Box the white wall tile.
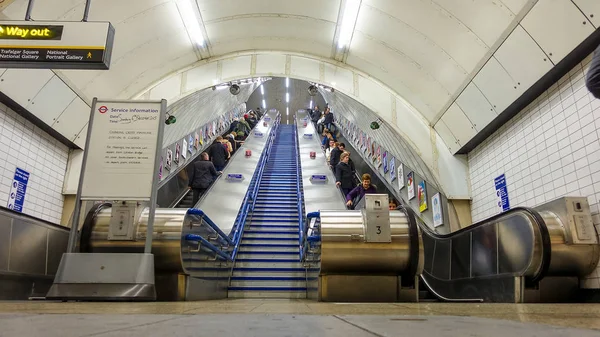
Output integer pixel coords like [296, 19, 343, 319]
[0, 106, 68, 224]
[468, 56, 600, 287]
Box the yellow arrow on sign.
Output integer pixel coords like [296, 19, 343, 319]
[87, 52, 92, 59]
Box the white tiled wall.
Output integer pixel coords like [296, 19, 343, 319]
[468, 54, 600, 287]
[0, 103, 68, 224]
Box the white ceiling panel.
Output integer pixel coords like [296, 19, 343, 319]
[255, 54, 286, 75]
[521, 0, 594, 64]
[494, 25, 552, 94]
[348, 34, 452, 118]
[198, 0, 340, 23]
[27, 76, 77, 126]
[290, 57, 321, 83]
[184, 62, 219, 93]
[572, 0, 600, 27]
[357, 75, 392, 120]
[52, 98, 90, 141]
[433, 0, 515, 47]
[362, 0, 489, 71]
[322, 62, 354, 95]
[473, 57, 519, 113]
[356, 5, 469, 87]
[0, 69, 54, 108]
[498, 0, 531, 15]
[221, 56, 252, 80]
[455, 83, 497, 132]
[434, 120, 461, 154]
[209, 38, 332, 59]
[149, 73, 183, 101]
[441, 103, 477, 146]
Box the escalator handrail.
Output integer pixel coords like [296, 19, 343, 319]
[398, 205, 423, 283]
[419, 274, 483, 302]
[416, 206, 551, 284]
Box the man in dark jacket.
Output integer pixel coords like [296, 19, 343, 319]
[586, 44, 600, 98]
[207, 137, 228, 171]
[329, 142, 345, 168]
[335, 152, 354, 197]
[188, 152, 220, 205]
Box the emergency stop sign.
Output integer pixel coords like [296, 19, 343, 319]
[310, 151, 316, 159]
[245, 150, 252, 157]
[263, 121, 267, 127]
[303, 121, 308, 127]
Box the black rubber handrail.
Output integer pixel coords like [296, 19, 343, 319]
[400, 205, 424, 284]
[416, 206, 551, 285]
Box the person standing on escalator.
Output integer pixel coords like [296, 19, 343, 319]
[335, 152, 355, 197]
[207, 137, 228, 171]
[188, 152, 221, 206]
[586, 44, 600, 98]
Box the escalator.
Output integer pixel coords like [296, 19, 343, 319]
[228, 124, 306, 298]
[413, 203, 599, 302]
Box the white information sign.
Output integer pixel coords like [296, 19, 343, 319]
[432, 193, 443, 227]
[81, 100, 164, 200]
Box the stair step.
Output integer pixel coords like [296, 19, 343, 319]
[239, 245, 298, 253]
[237, 252, 298, 260]
[230, 278, 307, 287]
[234, 261, 303, 268]
[243, 232, 298, 239]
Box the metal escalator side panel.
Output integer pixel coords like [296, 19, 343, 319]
[195, 110, 279, 237]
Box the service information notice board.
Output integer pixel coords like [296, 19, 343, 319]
[81, 100, 164, 200]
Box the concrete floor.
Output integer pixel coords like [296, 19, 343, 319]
[1, 299, 600, 336]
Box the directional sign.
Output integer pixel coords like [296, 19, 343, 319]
[0, 21, 114, 70]
[254, 131, 264, 137]
[303, 133, 313, 139]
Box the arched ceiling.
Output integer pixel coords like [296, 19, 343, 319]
[2, 0, 532, 119]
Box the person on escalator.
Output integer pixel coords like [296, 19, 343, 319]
[586, 44, 600, 98]
[329, 142, 345, 168]
[207, 137, 228, 171]
[335, 152, 355, 197]
[345, 173, 377, 209]
[325, 139, 335, 162]
[188, 152, 221, 206]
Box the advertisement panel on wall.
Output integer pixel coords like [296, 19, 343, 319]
[398, 163, 405, 189]
[407, 171, 414, 199]
[495, 174, 510, 212]
[80, 100, 165, 200]
[418, 181, 427, 212]
[432, 193, 443, 227]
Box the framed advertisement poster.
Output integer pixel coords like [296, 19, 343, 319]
[181, 139, 188, 159]
[398, 163, 404, 189]
[432, 193, 443, 227]
[418, 180, 427, 212]
[174, 142, 181, 164]
[382, 150, 388, 173]
[389, 157, 396, 181]
[188, 135, 194, 154]
[165, 148, 172, 171]
[407, 171, 414, 199]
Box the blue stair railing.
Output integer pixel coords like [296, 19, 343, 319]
[230, 114, 281, 261]
[294, 117, 307, 262]
[182, 114, 281, 264]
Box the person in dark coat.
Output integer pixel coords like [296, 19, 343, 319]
[207, 137, 228, 171]
[335, 152, 355, 196]
[329, 142, 345, 168]
[586, 44, 600, 98]
[188, 152, 220, 206]
[346, 173, 377, 208]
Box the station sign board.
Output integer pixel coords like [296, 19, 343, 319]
[0, 21, 115, 70]
[80, 99, 166, 200]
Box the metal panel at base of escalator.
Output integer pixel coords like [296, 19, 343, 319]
[10, 219, 47, 276]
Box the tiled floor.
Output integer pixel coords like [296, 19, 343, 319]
[1, 300, 600, 336]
